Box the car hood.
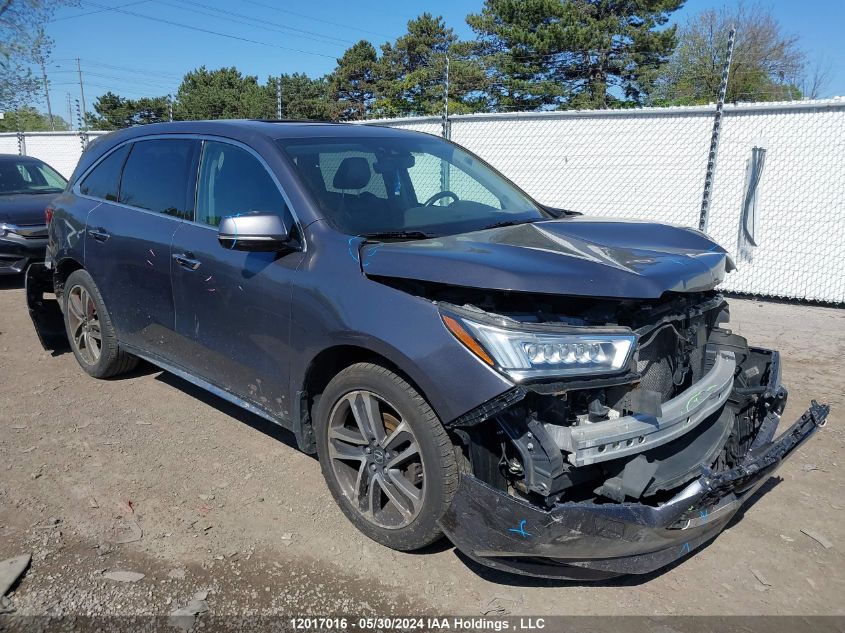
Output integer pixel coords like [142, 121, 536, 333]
[359, 217, 734, 299]
[0, 193, 57, 225]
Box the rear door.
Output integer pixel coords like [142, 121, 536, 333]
[83, 138, 200, 359]
[170, 139, 304, 420]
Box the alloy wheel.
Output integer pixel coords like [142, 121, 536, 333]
[67, 284, 102, 365]
[327, 390, 425, 529]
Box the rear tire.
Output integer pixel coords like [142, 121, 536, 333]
[63, 269, 138, 379]
[315, 362, 458, 551]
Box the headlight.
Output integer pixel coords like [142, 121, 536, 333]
[441, 310, 636, 382]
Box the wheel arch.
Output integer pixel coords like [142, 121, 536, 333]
[53, 256, 85, 300]
[294, 343, 435, 455]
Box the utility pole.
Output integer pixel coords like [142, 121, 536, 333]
[66, 93, 73, 131]
[76, 58, 88, 130]
[441, 54, 450, 139]
[39, 59, 55, 130]
[698, 27, 736, 232]
[276, 77, 282, 119]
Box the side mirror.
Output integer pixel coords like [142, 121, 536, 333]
[218, 213, 292, 252]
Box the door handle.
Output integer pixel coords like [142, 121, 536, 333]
[173, 252, 201, 271]
[87, 227, 110, 242]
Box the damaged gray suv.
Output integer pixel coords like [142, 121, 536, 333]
[26, 121, 829, 580]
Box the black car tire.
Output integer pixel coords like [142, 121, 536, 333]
[315, 362, 459, 551]
[63, 269, 138, 379]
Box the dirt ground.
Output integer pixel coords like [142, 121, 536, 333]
[1, 275, 843, 619]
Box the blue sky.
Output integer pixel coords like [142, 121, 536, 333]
[39, 0, 844, 121]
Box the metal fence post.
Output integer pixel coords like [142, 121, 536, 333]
[14, 110, 26, 155]
[441, 54, 450, 140]
[698, 27, 736, 232]
[75, 99, 88, 150]
[276, 77, 283, 120]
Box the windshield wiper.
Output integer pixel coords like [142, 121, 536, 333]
[360, 230, 436, 241]
[478, 218, 540, 231]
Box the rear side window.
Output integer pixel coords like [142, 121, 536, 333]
[119, 139, 197, 218]
[79, 144, 130, 201]
[196, 141, 289, 227]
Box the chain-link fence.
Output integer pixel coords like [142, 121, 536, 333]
[0, 130, 108, 178]
[366, 99, 845, 304]
[2, 99, 843, 303]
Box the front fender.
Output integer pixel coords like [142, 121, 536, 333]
[288, 231, 514, 431]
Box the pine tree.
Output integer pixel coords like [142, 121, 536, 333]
[468, 0, 684, 110]
[330, 40, 378, 120]
[175, 67, 274, 120]
[376, 14, 486, 117]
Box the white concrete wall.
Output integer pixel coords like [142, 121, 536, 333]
[3, 99, 843, 302]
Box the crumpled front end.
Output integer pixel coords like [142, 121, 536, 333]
[435, 291, 829, 579]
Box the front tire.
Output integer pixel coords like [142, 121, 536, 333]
[63, 269, 138, 379]
[315, 363, 458, 551]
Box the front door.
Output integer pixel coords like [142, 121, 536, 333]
[170, 140, 304, 422]
[84, 138, 199, 359]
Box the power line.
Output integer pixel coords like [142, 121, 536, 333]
[50, 0, 152, 22]
[52, 69, 178, 90]
[78, 59, 184, 79]
[164, 0, 354, 47]
[242, 0, 391, 40]
[81, 0, 338, 59]
[67, 81, 172, 98]
[50, 68, 179, 88]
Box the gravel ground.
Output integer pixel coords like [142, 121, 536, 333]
[1, 275, 843, 620]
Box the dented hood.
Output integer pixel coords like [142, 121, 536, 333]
[360, 217, 734, 299]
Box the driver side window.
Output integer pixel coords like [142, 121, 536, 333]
[196, 141, 289, 227]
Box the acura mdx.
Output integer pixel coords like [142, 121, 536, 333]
[26, 121, 828, 579]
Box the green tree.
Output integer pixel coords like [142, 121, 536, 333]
[467, 0, 573, 111]
[655, 3, 807, 105]
[269, 73, 336, 121]
[85, 91, 170, 129]
[175, 66, 273, 120]
[376, 14, 486, 117]
[0, 105, 68, 131]
[1, 0, 75, 112]
[330, 40, 378, 120]
[468, 0, 684, 110]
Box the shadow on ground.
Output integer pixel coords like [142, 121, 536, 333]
[0, 273, 24, 290]
[155, 370, 302, 453]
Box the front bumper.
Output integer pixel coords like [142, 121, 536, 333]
[440, 400, 828, 580]
[0, 233, 47, 275]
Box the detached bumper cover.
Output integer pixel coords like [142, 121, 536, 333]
[440, 401, 829, 580]
[25, 262, 67, 351]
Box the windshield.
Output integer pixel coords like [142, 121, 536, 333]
[277, 135, 548, 238]
[0, 159, 67, 195]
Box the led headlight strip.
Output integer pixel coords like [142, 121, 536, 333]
[441, 309, 637, 382]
